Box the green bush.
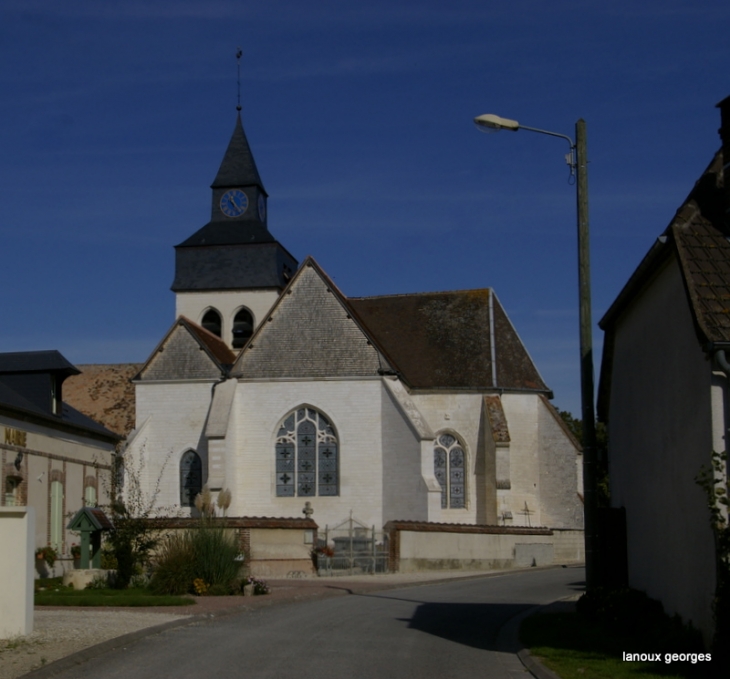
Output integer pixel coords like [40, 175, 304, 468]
[150, 532, 197, 595]
[150, 523, 241, 595]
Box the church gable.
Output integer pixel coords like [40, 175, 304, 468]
[137, 319, 230, 381]
[233, 259, 389, 379]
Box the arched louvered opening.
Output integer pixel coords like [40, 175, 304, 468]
[232, 308, 254, 348]
[201, 309, 222, 337]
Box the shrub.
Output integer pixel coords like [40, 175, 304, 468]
[150, 532, 196, 595]
[35, 546, 57, 568]
[190, 522, 240, 589]
[150, 523, 241, 595]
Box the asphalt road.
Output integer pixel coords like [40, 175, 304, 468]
[46, 567, 584, 679]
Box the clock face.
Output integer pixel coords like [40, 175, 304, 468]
[258, 194, 266, 221]
[220, 189, 248, 217]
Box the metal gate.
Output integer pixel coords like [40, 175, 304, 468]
[316, 514, 389, 575]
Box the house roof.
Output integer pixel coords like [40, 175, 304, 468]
[350, 289, 550, 392]
[0, 352, 120, 441]
[600, 150, 728, 341]
[0, 350, 79, 376]
[598, 147, 728, 418]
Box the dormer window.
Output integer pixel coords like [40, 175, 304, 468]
[201, 309, 222, 338]
[232, 308, 254, 349]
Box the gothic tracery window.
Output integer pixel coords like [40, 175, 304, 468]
[434, 433, 466, 509]
[276, 408, 339, 497]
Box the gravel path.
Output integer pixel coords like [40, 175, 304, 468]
[0, 610, 190, 679]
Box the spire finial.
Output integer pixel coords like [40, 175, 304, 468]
[236, 47, 242, 112]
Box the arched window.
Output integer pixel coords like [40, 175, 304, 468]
[201, 309, 222, 337]
[232, 308, 254, 348]
[434, 433, 466, 509]
[180, 450, 202, 507]
[275, 408, 338, 497]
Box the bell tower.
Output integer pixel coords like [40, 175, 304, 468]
[171, 112, 298, 350]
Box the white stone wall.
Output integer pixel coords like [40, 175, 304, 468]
[536, 398, 584, 529]
[397, 529, 555, 571]
[130, 381, 217, 515]
[607, 256, 716, 642]
[410, 392, 482, 524]
[498, 394, 541, 526]
[381, 383, 431, 522]
[175, 289, 280, 348]
[228, 378, 387, 530]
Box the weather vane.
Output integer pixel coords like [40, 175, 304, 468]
[236, 47, 242, 112]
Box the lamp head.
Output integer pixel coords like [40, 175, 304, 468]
[473, 113, 520, 133]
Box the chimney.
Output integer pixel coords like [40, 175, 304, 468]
[717, 95, 730, 230]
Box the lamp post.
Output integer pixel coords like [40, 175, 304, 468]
[474, 113, 598, 591]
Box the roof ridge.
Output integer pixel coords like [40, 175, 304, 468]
[351, 287, 493, 301]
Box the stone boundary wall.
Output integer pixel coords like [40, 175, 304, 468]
[152, 517, 318, 578]
[384, 521, 583, 572]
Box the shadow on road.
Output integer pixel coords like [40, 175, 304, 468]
[397, 602, 531, 650]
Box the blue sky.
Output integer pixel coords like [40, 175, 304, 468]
[1, 0, 728, 416]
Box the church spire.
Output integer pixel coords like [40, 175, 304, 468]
[211, 114, 266, 194]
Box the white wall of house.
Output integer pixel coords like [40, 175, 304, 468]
[607, 256, 716, 642]
[1, 416, 114, 562]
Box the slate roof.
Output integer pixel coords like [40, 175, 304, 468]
[232, 258, 393, 379]
[0, 350, 79, 376]
[211, 114, 265, 191]
[350, 289, 550, 392]
[0, 352, 119, 441]
[171, 241, 297, 291]
[136, 317, 236, 382]
[63, 364, 141, 438]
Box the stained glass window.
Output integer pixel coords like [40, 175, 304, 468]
[434, 433, 466, 509]
[276, 408, 338, 497]
[180, 450, 203, 507]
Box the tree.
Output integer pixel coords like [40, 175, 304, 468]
[558, 410, 610, 507]
[101, 442, 174, 588]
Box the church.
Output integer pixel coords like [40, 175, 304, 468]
[124, 111, 584, 535]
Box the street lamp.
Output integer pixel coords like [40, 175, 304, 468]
[474, 112, 599, 591]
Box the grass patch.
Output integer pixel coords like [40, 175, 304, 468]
[35, 587, 194, 607]
[520, 612, 710, 679]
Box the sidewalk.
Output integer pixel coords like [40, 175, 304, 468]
[3, 569, 561, 679]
